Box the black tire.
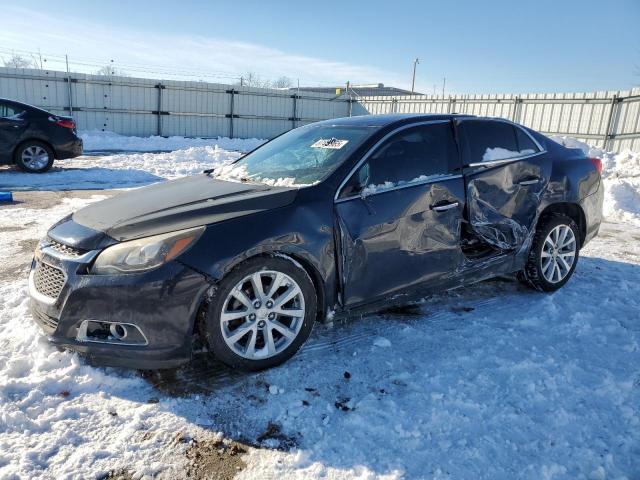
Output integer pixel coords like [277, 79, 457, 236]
[14, 141, 55, 173]
[519, 213, 580, 292]
[205, 256, 317, 371]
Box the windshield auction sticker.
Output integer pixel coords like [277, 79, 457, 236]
[311, 138, 349, 149]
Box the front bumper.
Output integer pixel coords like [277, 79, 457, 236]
[28, 240, 211, 370]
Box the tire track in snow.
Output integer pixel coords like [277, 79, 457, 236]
[162, 293, 521, 392]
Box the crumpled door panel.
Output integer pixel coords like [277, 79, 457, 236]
[335, 178, 465, 307]
[465, 159, 549, 250]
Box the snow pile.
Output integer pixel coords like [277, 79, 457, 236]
[550, 136, 640, 225]
[0, 146, 244, 191]
[549, 135, 603, 158]
[80, 129, 265, 153]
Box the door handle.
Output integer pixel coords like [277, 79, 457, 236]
[431, 201, 459, 212]
[518, 178, 540, 186]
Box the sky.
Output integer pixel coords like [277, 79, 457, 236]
[1, 0, 639, 94]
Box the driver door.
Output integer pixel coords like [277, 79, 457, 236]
[334, 121, 465, 307]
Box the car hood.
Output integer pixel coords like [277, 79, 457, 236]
[48, 175, 298, 250]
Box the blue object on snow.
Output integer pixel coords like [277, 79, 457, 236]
[0, 192, 13, 202]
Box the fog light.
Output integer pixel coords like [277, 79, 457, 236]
[109, 323, 128, 340]
[77, 320, 148, 346]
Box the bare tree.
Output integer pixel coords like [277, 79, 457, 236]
[271, 76, 293, 89]
[95, 65, 128, 76]
[3, 54, 35, 69]
[237, 72, 272, 88]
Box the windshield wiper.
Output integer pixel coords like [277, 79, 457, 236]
[203, 168, 216, 175]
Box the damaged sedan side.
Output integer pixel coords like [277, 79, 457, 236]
[28, 114, 603, 371]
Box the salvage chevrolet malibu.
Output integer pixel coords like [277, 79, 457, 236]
[29, 114, 604, 370]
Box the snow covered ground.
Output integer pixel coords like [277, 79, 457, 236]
[0, 133, 639, 479]
[0, 132, 264, 191]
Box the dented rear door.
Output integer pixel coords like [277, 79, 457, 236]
[456, 119, 552, 250]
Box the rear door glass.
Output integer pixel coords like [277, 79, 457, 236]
[515, 127, 539, 154]
[458, 120, 536, 164]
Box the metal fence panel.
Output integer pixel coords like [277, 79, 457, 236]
[1, 67, 638, 151]
[0, 67, 351, 140]
[357, 88, 640, 152]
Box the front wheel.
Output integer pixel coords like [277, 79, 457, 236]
[205, 256, 317, 371]
[520, 214, 580, 291]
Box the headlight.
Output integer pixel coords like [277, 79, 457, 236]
[91, 227, 204, 275]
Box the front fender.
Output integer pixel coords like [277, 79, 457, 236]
[178, 200, 338, 309]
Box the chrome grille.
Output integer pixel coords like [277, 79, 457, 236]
[47, 237, 85, 257]
[33, 262, 66, 299]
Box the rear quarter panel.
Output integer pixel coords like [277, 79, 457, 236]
[537, 135, 603, 242]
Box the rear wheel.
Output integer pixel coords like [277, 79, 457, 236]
[205, 256, 317, 371]
[15, 141, 54, 173]
[520, 214, 580, 291]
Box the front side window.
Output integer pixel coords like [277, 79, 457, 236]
[339, 122, 459, 198]
[214, 124, 375, 187]
[458, 120, 539, 164]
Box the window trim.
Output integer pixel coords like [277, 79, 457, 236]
[458, 118, 546, 168]
[334, 119, 458, 203]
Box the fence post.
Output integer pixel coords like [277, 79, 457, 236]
[603, 94, 622, 151]
[154, 83, 165, 136]
[388, 97, 396, 113]
[512, 96, 522, 123]
[447, 96, 455, 113]
[226, 89, 237, 138]
[65, 55, 73, 116]
[290, 94, 298, 130]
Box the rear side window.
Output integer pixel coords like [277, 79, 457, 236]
[0, 103, 20, 118]
[458, 120, 539, 164]
[515, 127, 539, 153]
[339, 121, 459, 198]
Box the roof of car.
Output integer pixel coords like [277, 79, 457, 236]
[0, 98, 49, 114]
[314, 113, 475, 128]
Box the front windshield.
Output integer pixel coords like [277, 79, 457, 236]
[214, 124, 375, 187]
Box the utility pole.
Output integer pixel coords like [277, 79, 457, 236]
[65, 54, 73, 115]
[442, 77, 446, 97]
[411, 58, 419, 94]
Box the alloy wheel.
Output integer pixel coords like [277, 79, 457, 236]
[540, 224, 576, 283]
[21, 146, 50, 170]
[220, 270, 305, 360]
